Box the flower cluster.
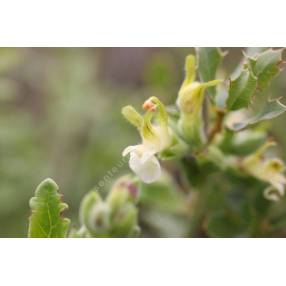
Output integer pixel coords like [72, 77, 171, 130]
[28, 48, 286, 239]
[122, 50, 286, 203]
[75, 176, 140, 237]
[122, 55, 220, 183]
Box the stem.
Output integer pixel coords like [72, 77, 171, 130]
[207, 109, 225, 143]
[188, 190, 208, 237]
[180, 157, 208, 237]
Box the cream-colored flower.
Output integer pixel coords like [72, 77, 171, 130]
[242, 141, 286, 201]
[177, 55, 221, 147]
[122, 97, 171, 183]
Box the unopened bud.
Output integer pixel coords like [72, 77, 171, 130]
[79, 191, 110, 236]
[87, 201, 110, 235]
[107, 176, 140, 212]
[110, 203, 140, 237]
[177, 55, 220, 147]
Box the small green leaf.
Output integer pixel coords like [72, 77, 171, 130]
[229, 99, 286, 131]
[227, 69, 257, 110]
[196, 47, 224, 96]
[248, 48, 284, 91]
[28, 178, 70, 238]
[219, 130, 267, 156]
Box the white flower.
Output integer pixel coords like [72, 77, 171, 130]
[123, 145, 161, 183]
[122, 97, 171, 183]
[242, 141, 286, 201]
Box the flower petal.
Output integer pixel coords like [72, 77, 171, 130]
[129, 152, 161, 183]
[140, 148, 156, 164]
[122, 145, 139, 157]
[269, 174, 286, 192]
[263, 186, 284, 202]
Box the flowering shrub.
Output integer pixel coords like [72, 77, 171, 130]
[28, 48, 286, 237]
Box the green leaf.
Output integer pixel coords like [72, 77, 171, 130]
[28, 178, 70, 238]
[219, 130, 267, 156]
[248, 48, 284, 91]
[227, 69, 257, 110]
[196, 47, 224, 96]
[228, 99, 286, 131]
[226, 49, 284, 113]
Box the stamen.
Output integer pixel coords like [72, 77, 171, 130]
[143, 99, 157, 111]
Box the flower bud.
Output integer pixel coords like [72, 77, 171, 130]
[177, 54, 220, 148]
[105, 177, 140, 237]
[107, 176, 140, 211]
[79, 191, 100, 225]
[87, 202, 110, 235]
[109, 203, 140, 237]
[79, 191, 110, 236]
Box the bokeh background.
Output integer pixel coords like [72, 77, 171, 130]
[0, 48, 285, 237]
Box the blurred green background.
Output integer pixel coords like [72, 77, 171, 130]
[0, 48, 285, 237]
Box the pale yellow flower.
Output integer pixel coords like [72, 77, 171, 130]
[242, 141, 286, 201]
[177, 55, 221, 147]
[122, 97, 171, 183]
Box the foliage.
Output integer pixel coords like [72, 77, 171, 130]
[2, 48, 286, 238]
[28, 178, 70, 238]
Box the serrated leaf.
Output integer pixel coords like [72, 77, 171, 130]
[229, 100, 286, 131]
[248, 48, 284, 91]
[196, 47, 224, 96]
[227, 69, 257, 110]
[230, 48, 266, 79]
[28, 178, 70, 238]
